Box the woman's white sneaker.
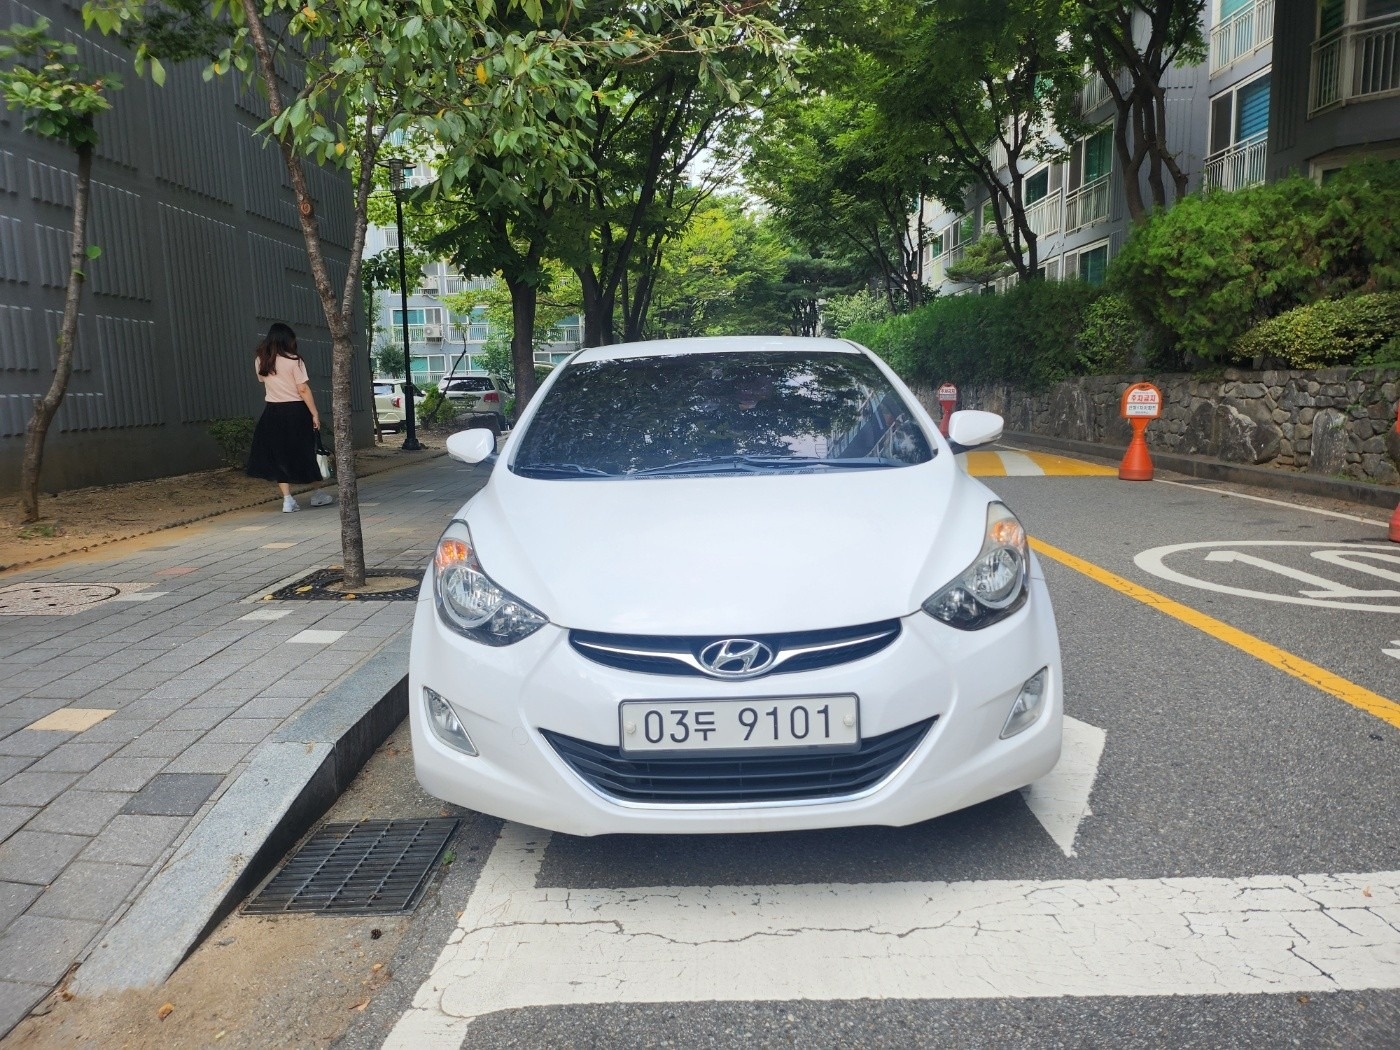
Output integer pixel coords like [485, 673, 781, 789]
[282, 496, 300, 513]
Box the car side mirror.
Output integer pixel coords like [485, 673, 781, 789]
[445, 428, 498, 465]
[947, 410, 1003, 453]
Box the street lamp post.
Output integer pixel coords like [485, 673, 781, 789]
[388, 158, 422, 452]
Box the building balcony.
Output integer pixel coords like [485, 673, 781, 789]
[1210, 0, 1275, 74]
[1204, 133, 1268, 192]
[1310, 12, 1400, 114]
[1064, 174, 1110, 233]
[1024, 193, 1062, 238]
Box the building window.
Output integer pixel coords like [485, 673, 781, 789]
[1210, 74, 1270, 156]
[1024, 168, 1050, 205]
[391, 308, 443, 327]
[1077, 243, 1109, 285]
[1065, 128, 1112, 232]
[1206, 72, 1270, 190]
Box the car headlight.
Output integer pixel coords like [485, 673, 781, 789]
[433, 520, 547, 646]
[922, 502, 1029, 630]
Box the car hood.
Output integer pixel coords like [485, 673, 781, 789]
[455, 455, 995, 635]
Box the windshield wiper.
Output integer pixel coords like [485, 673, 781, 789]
[513, 462, 613, 478]
[632, 455, 899, 477]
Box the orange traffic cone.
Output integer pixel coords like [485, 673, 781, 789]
[1118, 419, 1154, 481]
[1390, 499, 1400, 543]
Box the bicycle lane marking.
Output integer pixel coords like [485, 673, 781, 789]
[1030, 537, 1400, 730]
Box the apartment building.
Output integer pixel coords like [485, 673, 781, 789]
[917, 0, 1399, 297]
[0, 11, 364, 494]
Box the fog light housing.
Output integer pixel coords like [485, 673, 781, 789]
[424, 686, 477, 756]
[1000, 668, 1048, 739]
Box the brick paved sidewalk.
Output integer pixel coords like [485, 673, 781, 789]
[0, 451, 483, 1036]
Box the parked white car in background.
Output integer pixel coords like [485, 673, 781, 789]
[437, 373, 511, 431]
[372, 380, 406, 432]
[410, 336, 1062, 835]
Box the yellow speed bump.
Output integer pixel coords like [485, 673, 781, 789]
[1030, 537, 1400, 730]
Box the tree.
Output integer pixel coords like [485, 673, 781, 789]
[876, 0, 1082, 281]
[87, 0, 792, 586]
[0, 20, 115, 524]
[1072, 0, 1205, 221]
[2, 11, 218, 522]
[945, 233, 1015, 291]
[747, 84, 935, 312]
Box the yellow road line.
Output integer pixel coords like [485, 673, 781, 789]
[1022, 451, 1117, 477]
[1030, 537, 1400, 730]
[964, 451, 1005, 476]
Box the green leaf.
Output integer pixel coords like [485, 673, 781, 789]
[85, 244, 102, 260]
[149, 57, 165, 87]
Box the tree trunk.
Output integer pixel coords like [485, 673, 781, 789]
[507, 274, 540, 414]
[240, 0, 368, 586]
[18, 142, 94, 523]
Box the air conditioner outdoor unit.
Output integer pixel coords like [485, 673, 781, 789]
[424, 324, 444, 340]
[421, 282, 440, 295]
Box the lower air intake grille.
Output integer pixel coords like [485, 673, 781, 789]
[542, 718, 935, 804]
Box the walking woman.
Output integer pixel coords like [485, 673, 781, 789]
[245, 322, 333, 512]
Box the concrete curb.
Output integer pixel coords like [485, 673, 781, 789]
[71, 633, 412, 995]
[1003, 431, 1400, 513]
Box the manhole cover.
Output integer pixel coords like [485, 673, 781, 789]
[244, 818, 460, 915]
[0, 583, 121, 616]
[264, 566, 422, 602]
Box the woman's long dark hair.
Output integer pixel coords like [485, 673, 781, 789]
[255, 322, 300, 377]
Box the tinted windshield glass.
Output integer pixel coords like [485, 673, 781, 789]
[513, 350, 933, 478]
[445, 377, 493, 392]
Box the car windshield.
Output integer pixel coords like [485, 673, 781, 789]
[512, 350, 934, 479]
[444, 377, 494, 392]
[373, 384, 394, 395]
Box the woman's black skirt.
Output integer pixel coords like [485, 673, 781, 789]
[246, 401, 321, 484]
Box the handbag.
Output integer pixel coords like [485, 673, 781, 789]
[315, 432, 333, 480]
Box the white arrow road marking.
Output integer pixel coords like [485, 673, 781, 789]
[1020, 715, 1105, 858]
[1385, 642, 1400, 661]
[1202, 550, 1400, 599]
[385, 826, 1400, 1048]
[1311, 549, 1400, 584]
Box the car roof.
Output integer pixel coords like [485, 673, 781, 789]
[571, 335, 864, 365]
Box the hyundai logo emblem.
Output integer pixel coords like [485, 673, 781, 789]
[698, 638, 775, 678]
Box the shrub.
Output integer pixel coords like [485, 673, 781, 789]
[822, 289, 890, 336]
[416, 388, 458, 427]
[1231, 292, 1400, 368]
[1111, 159, 1400, 360]
[207, 417, 256, 468]
[848, 278, 1100, 389]
[1076, 293, 1142, 374]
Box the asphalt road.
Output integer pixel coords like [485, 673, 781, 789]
[324, 467, 1398, 1049]
[85, 464, 1400, 1049]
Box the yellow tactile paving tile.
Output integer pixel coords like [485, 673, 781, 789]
[959, 449, 1117, 477]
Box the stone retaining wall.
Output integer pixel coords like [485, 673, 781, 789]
[913, 367, 1400, 486]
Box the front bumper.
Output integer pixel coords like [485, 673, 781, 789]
[409, 574, 1062, 836]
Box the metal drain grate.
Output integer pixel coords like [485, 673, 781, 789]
[244, 818, 460, 915]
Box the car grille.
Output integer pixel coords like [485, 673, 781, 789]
[568, 620, 901, 680]
[541, 718, 935, 804]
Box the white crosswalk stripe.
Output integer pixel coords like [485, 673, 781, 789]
[385, 824, 1400, 1048]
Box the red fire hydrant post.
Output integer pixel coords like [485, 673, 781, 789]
[937, 382, 958, 437]
[1119, 382, 1162, 481]
[1389, 399, 1399, 542]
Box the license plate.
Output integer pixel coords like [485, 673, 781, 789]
[619, 695, 860, 755]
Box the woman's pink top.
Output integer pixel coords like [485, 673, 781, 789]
[257, 354, 309, 403]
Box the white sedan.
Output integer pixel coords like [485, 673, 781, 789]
[409, 336, 1062, 835]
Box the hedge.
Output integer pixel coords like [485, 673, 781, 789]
[1230, 291, 1400, 368]
[846, 278, 1101, 389]
[1111, 160, 1400, 360]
